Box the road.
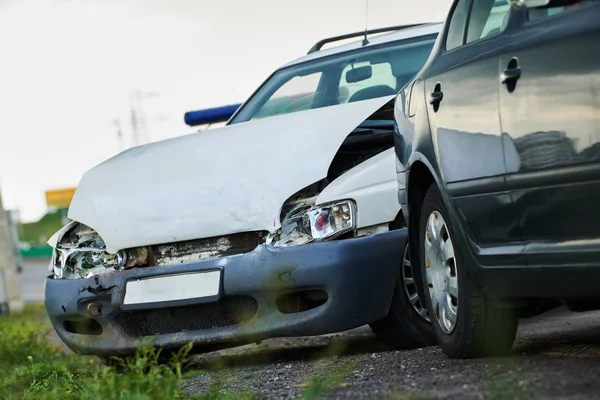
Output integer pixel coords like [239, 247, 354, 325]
[20, 257, 49, 303]
[183, 307, 600, 399]
[26, 259, 600, 399]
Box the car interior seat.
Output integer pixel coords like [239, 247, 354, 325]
[348, 85, 397, 103]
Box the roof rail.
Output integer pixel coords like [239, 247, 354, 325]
[307, 23, 432, 54]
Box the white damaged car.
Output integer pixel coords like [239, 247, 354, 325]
[45, 22, 441, 358]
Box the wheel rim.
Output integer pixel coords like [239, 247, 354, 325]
[401, 244, 430, 322]
[424, 210, 458, 334]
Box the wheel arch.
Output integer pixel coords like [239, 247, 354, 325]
[406, 155, 443, 250]
[406, 156, 442, 304]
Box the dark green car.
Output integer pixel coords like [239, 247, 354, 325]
[394, 0, 600, 358]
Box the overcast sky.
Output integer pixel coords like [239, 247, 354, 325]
[0, 0, 452, 222]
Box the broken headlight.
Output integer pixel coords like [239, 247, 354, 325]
[268, 200, 356, 247]
[49, 222, 126, 279]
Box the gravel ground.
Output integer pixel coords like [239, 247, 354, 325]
[182, 307, 600, 399]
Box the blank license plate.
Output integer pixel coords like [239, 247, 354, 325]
[123, 270, 221, 306]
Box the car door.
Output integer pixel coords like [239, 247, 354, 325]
[499, 1, 600, 249]
[425, 0, 519, 246]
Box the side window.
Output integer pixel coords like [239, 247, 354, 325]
[528, 1, 595, 21]
[528, 7, 567, 20]
[252, 72, 322, 120]
[466, 0, 511, 43]
[446, 0, 471, 51]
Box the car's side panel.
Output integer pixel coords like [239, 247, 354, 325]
[395, 77, 445, 224]
[423, 35, 514, 246]
[395, 0, 600, 299]
[394, 11, 449, 224]
[499, 4, 600, 247]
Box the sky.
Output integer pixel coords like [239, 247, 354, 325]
[0, 0, 452, 222]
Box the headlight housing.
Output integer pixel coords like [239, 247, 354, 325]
[269, 200, 356, 247]
[49, 222, 126, 279]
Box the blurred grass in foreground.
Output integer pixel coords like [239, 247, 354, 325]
[0, 305, 254, 400]
[0, 305, 434, 400]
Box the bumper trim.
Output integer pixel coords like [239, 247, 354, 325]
[45, 229, 407, 356]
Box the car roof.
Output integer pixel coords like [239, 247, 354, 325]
[280, 22, 443, 69]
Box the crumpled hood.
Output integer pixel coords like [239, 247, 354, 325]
[69, 96, 393, 253]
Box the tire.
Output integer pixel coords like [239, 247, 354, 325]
[418, 184, 518, 358]
[370, 243, 436, 349]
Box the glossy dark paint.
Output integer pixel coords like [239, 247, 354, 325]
[394, 0, 600, 298]
[499, 6, 600, 244]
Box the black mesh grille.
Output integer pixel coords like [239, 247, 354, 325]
[116, 296, 258, 337]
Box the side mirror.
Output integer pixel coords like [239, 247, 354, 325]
[345, 66, 372, 84]
[508, 0, 582, 8]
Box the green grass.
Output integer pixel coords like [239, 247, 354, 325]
[0, 306, 438, 400]
[18, 210, 64, 245]
[0, 305, 256, 400]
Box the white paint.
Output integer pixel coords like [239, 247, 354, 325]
[123, 270, 221, 305]
[316, 148, 400, 229]
[69, 96, 393, 253]
[47, 221, 78, 248]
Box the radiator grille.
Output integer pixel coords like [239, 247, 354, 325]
[116, 296, 258, 337]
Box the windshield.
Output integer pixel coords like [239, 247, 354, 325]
[229, 34, 437, 124]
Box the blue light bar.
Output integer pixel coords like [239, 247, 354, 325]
[184, 104, 241, 126]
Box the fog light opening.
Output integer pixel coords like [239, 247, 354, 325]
[276, 290, 328, 314]
[63, 318, 103, 335]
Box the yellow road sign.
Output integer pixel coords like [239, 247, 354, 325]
[45, 188, 76, 208]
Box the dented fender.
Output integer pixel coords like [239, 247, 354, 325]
[316, 148, 401, 228]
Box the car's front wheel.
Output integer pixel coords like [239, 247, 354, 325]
[370, 242, 436, 349]
[419, 184, 518, 358]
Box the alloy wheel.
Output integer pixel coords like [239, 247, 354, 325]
[424, 210, 458, 334]
[401, 244, 430, 322]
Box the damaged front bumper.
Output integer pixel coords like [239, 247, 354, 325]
[44, 228, 407, 357]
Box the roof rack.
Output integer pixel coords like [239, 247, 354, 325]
[307, 23, 431, 54]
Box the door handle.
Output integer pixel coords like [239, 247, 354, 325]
[429, 82, 443, 112]
[429, 90, 443, 105]
[502, 57, 521, 86]
[501, 67, 521, 84]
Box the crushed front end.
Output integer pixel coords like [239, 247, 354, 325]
[45, 207, 406, 357]
[43, 96, 407, 357]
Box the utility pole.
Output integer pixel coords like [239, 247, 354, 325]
[0, 185, 23, 315]
[131, 90, 161, 145]
[130, 90, 143, 146]
[114, 90, 161, 149]
[113, 119, 124, 152]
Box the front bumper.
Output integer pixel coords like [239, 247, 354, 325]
[45, 229, 406, 356]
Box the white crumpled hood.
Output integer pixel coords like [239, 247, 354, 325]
[69, 96, 393, 253]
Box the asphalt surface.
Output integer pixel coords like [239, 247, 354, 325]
[183, 307, 600, 399]
[20, 257, 48, 303]
[24, 259, 600, 399]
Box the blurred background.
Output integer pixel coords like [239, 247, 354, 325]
[0, 0, 452, 305]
